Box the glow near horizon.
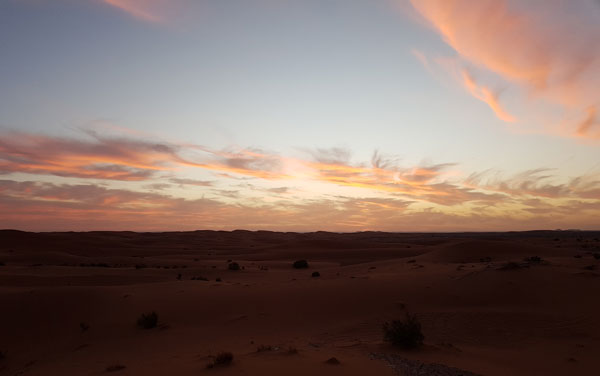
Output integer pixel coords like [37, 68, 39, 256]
[0, 0, 599, 231]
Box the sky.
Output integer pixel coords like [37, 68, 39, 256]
[0, 0, 599, 231]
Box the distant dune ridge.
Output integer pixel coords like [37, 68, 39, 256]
[0, 230, 599, 375]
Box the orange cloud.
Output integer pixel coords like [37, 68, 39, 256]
[576, 106, 600, 139]
[1, 178, 599, 231]
[409, 0, 600, 138]
[102, 0, 165, 22]
[461, 70, 516, 122]
[0, 130, 185, 180]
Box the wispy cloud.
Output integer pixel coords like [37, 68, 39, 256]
[1, 129, 599, 230]
[1, 178, 598, 231]
[461, 70, 516, 123]
[102, 0, 166, 23]
[409, 0, 600, 138]
[0, 130, 188, 181]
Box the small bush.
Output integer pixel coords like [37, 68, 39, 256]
[593, 253, 600, 260]
[292, 260, 309, 269]
[525, 256, 542, 263]
[207, 352, 233, 368]
[191, 276, 209, 281]
[498, 262, 522, 270]
[105, 364, 126, 372]
[137, 311, 158, 329]
[80, 322, 90, 333]
[325, 357, 341, 365]
[311, 271, 320, 277]
[0, 350, 5, 360]
[383, 314, 424, 349]
[256, 344, 272, 352]
[228, 262, 240, 271]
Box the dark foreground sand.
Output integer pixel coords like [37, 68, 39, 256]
[0, 230, 599, 375]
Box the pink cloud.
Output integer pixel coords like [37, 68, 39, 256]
[409, 0, 600, 138]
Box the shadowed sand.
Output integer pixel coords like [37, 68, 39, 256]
[0, 230, 599, 375]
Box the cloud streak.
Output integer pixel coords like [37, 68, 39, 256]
[461, 70, 516, 122]
[102, 0, 166, 22]
[409, 0, 600, 138]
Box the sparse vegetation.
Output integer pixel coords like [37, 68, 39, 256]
[498, 261, 523, 270]
[525, 256, 543, 263]
[191, 276, 209, 281]
[137, 311, 158, 329]
[206, 352, 234, 368]
[383, 313, 424, 349]
[228, 262, 240, 271]
[292, 259, 309, 269]
[311, 271, 320, 277]
[256, 344, 273, 352]
[105, 364, 126, 372]
[80, 322, 90, 333]
[325, 357, 341, 365]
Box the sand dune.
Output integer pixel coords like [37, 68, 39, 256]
[0, 230, 599, 375]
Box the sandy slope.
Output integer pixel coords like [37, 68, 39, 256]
[0, 230, 599, 375]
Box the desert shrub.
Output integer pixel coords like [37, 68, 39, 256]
[228, 262, 240, 271]
[383, 314, 424, 349]
[287, 346, 298, 354]
[191, 276, 209, 281]
[256, 344, 272, 352]
[207, 352, 233, 368]
[525, 256, 542, 263]
[105, 364, 126, 372]
[593, 253, 600, 260]
[80, 322, 90, 333]
[216, 277, 222, 282]
[0, 261, 5, 266]
[292, 259, 309, 269]
[498, 262, 522, 270]
[0, 350, 5, 360]
[137, 311, 158, 329]
[311, 271, 320, 277]
[325, 357, 341, 365]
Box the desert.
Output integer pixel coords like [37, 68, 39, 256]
[1, 230, 599, 375]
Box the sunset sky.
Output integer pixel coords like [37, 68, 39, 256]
[1, 0, 599, 231]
